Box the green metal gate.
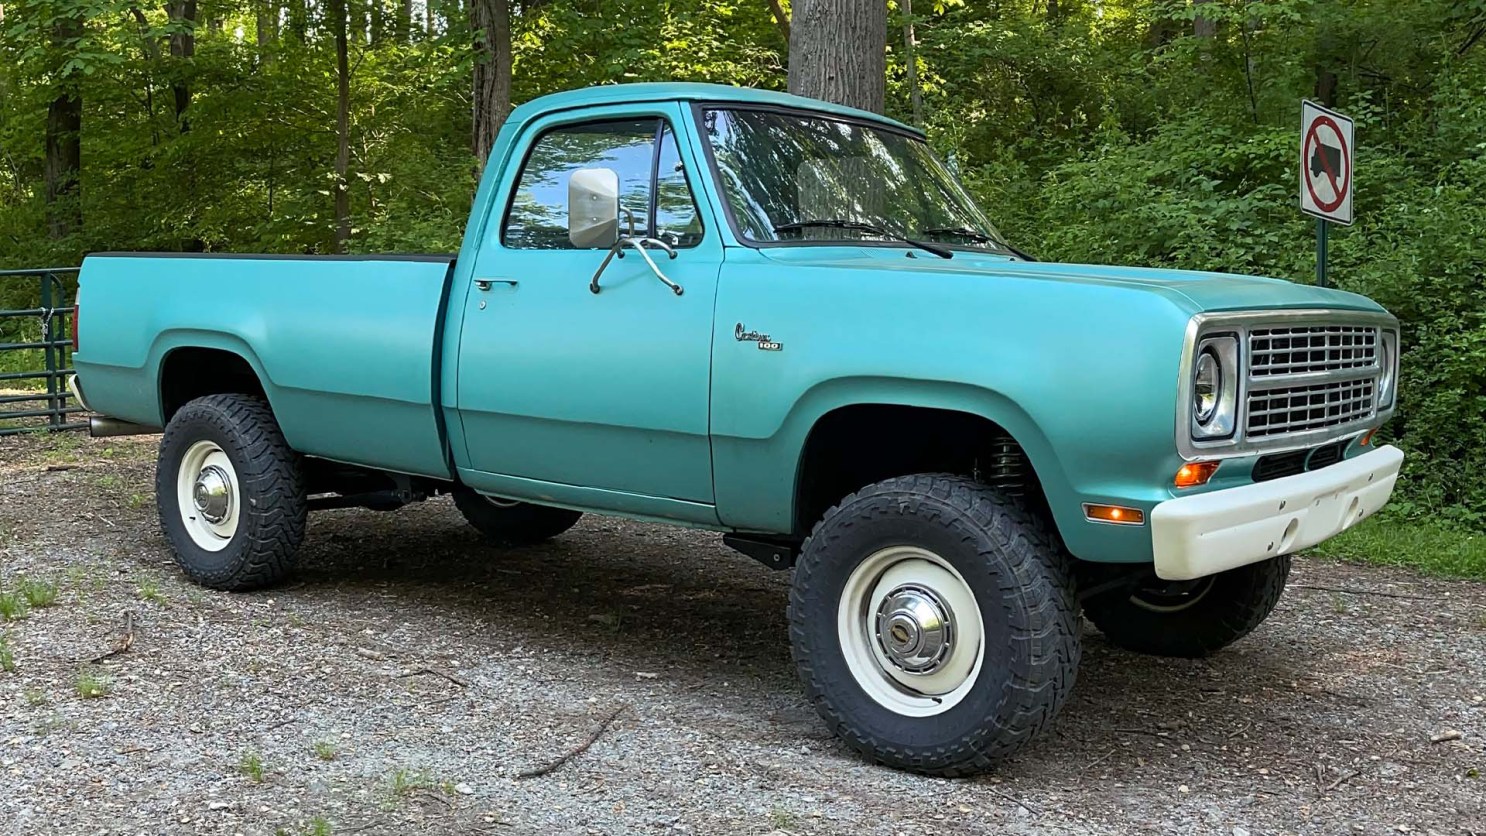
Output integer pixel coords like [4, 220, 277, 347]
[0, 268, 84, 435]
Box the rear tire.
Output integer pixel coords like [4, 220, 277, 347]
[1083, 556, 1291, 658]
[788, 474, 1081, 777]
[451, 486, 582, 546]
[156, 394, 307, 591]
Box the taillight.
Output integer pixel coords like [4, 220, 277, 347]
[70, 300, 79, 351]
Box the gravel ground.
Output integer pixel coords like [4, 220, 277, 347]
[1, 432, 1483, 836]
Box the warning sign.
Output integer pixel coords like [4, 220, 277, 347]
[1300, 101, 1354, 225]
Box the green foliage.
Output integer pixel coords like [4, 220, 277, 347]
[1309, 518, 1486, 580]
[74, 668, 111, 698]
[18, 577, 59, 609]
[239, 750, 266, 781]
[0, 592, 29, 621]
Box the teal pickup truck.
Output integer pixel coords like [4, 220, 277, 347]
[70, 82, 1404, 776]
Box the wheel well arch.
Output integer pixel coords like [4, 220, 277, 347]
[792, 403, 1054, 537]
[158, 346, 269, 423]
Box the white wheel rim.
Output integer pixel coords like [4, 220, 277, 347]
[837, 546, 985, 717]
[176, 440, 241, 552]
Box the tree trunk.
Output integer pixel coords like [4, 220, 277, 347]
[764, 0, 789, 43]
[44, 95, 82, 239]
[257, 0, 276, 45]
[787, 0, 886, 114]
[1314, 66, 1338, 108]
[902, 0, 922, 126]
[398, 0, 412, 41]
[288, 0, 308, 40]
[330, 0, 353, 251]
[1193, 0, 1217, 38]
[44, 13, 84, 239]
[471, 0, 512, 165]
[167, 0, 197, 132]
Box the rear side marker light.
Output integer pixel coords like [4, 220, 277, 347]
[1175, 461, 1220, 489]
[1084, 504, 1145, 526]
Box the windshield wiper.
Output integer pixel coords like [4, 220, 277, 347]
[921, 226, 1036, 261]
[922, 226, 992, 242]
[773, 220, 953, 259]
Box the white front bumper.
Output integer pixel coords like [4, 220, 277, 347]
[1151, 445, 1404, 580]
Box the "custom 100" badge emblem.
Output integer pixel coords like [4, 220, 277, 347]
[735, 323, 783, 352]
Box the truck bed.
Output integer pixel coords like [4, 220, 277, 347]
[73, 253, 457, 478]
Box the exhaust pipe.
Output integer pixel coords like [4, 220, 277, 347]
[89, 416, 161, 438]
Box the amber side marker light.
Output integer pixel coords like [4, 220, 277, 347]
[1083, 504, 1145, 526]
[1360, 428, 1378, 447]
[1175, 461, 1220, 489]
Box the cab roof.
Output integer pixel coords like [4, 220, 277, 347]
[507, 82, 922, 137]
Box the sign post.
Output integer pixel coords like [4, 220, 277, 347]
[1300, 100, 1354, 287]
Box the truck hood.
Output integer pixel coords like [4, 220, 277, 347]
[755, 247, 1387, 315]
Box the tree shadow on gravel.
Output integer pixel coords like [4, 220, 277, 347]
[270, 504, 1345, 768]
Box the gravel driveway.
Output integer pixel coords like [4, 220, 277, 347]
[1, 433, 1482, 835]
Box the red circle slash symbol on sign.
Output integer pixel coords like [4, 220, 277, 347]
[1304, 114, 1349, 214]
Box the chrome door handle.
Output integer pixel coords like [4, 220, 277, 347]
[475, 278, 518, 291]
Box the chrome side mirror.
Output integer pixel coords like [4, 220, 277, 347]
[568, 168, 620, 249]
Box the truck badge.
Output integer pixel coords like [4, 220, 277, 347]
[735, 323, 782, 352]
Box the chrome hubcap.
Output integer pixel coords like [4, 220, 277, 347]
[193, 465, 232, 524]
[874, 585, 953, 673]
[838, 545, 985, 717]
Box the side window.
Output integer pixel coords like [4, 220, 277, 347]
[502, 119, 658, 250]
[654, 126, 704, 248]
[501, 118, 705, 250]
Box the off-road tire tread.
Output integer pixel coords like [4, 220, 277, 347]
[788, 473, 1081, 777]
[451, 487, 582, 546]
[1083, 556, 1291, 658]
[156, 394, 307, 591]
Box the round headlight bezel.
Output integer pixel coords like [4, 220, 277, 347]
[1189, 334, 1239, 442]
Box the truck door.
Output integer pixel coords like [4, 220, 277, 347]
[455, 107, 720, 507]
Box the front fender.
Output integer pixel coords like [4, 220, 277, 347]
[712, 376, 1076, 534]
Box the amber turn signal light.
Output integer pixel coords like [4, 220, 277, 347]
[1083, 504, 1145, 526]
[1174, 461, 1219, 489]
[1360, 428, 1378, 447]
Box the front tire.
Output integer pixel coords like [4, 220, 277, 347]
[451, 486, 582, 546]
[788, 474, 1081, 777]
[156, 394, 307, 591]
[1082, 556, 1291, 658]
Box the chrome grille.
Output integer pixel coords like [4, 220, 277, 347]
[1249, 325, 1378, 377]
[1246, 378, 1375, 438]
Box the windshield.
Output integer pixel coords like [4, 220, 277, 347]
[700, 108, 1015, 255]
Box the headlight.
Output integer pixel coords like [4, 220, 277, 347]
[1191, 334, 1239, 440]
[1194, 350, 1221, 424]
[1378, 330, 1398, 409]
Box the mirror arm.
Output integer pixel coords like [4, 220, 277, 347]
[590, 238, 684, 296]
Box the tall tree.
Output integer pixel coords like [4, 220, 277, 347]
[256, 0, 276, 46]
[1193, 0, 1216, 38]
[787, 0, 885, 113]
[470, 0, 511, 165]
[43, 8, 83, 238]
[764, 0, 789, 43]
[330, 0, 352, 250]
[167, 0, 197, 131]
[901, 0, 922, 126]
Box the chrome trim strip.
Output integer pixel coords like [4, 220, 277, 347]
[1175, 309, 1400, 461]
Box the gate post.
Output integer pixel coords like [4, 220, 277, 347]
[40, 272, 60, 430]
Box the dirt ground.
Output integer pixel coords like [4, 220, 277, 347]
[0, 432, 1482, 836]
